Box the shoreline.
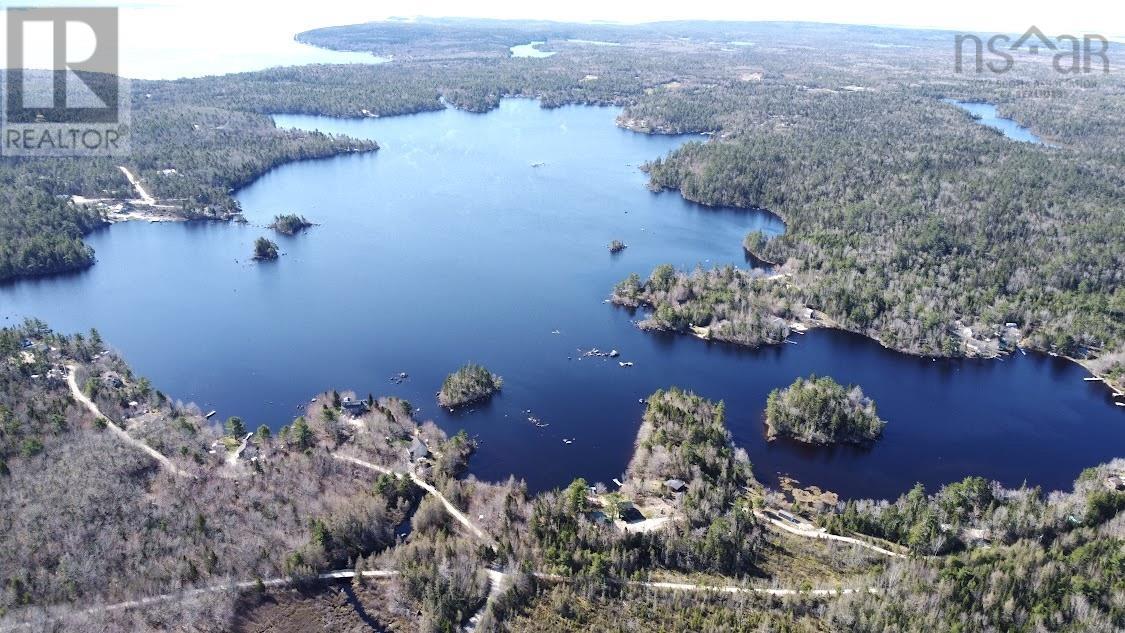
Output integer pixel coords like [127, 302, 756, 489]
[1069, 356, 1125, 399]
[616, 296, 1125, 402]
[11, 312, 1118, 523]
[636, 177, 1123, 400]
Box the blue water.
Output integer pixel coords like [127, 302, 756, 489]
[946, 99, 1046, 144]
[2, 99, 1120, 499]
[113, 4, 392, 80]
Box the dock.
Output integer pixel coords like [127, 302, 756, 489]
[1084, 377, 1101, 382]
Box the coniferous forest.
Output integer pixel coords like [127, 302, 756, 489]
[1, 17, 1124, 633]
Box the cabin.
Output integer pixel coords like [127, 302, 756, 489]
[409, 437, 430, 462]
[767, 316, 789, 331]
[664, 478, 687, 493]
[241, 442, 261, 462]
[340, 396, 369, 418]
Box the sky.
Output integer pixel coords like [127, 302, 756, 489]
[4, 0, 1121, 34]
[2, 0, 1121, 79]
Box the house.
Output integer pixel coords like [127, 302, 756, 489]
[340, 396, 369, 417]
[409, 437, 430, 462]
[1106, 475, 1124, 491]
[242, 442, 261, 461]
[664, 478, 687, 493]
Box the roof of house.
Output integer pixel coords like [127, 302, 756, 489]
[664, 478, 687, 491]
[410, 437, 430, 460]
[341, 397, 369, 414]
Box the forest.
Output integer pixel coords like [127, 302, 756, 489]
[0, 161, 111, 281]
[641, 86, 1125, 360]
[2, 21, 1122, 372]
[613, 264, 800, 347]
[2, 16, 1124, 631]
[0, 70, 376, 281]
[0, 321, 1122, 631]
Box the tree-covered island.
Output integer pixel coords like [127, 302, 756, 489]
[269, 213, 314, 235]
[437, 363, 503, 408]
[252, 237, 280, 261]
[765, 375, 886, 445]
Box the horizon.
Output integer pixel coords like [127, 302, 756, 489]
[5, 0, 1124, 37]
[3, 4, 1121, 80]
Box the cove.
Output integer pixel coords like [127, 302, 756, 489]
[1, 99, 1121, 500]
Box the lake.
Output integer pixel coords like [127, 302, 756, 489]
[510, 42, 557, 58]
[114, 4, 391, 79]
[946, 99, 1046, 144]
[2, 99, 1121, 499]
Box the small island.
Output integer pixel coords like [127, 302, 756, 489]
[609, 239, 627, 253]
[438, 363, 503, 408]
[764, 375, 886, 445]
[742, 230, 779, 266]
[742, 230, 767, 256]
[252, 236, 280, 261]
[269, 213, 314, 235]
